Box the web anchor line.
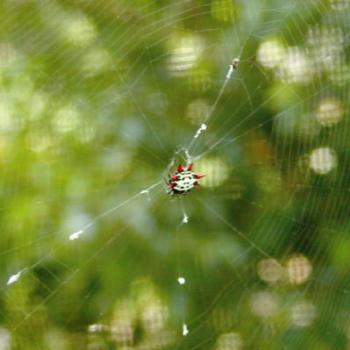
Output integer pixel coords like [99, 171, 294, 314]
[170, 58, 240, 335]
[185, 58, 240, 164]
[177, 275, 188, 337]
[172, 59, 239, 337]
[6, 180, 162, 287]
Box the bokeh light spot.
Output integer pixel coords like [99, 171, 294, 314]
[290, 301, 316, 327]
[250, 291, 279, 319]
[277, 48, 313, 84]
[286, 255, 312, 285]
[196, 158, 229, 188]
[61, 14, 97, 47]
[315, 97, 343, 127]
[257, 258, 284, 283]
[215, 332, 243, 350]
[309, 147, 337, 175]
[257, 39, 286, 68]
[167, 34, 204, 76]
[53, 104, 80, 133]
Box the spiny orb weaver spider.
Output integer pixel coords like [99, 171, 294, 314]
[168, 164, 205, 195]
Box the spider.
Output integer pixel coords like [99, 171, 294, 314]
[167, 164, 205, 195]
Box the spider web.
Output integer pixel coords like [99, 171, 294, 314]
[1, 0, 350, 349]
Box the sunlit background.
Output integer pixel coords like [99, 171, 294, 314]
[1, 0, 350, 349]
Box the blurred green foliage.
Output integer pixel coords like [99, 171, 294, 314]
[0, 0, 350, 349]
